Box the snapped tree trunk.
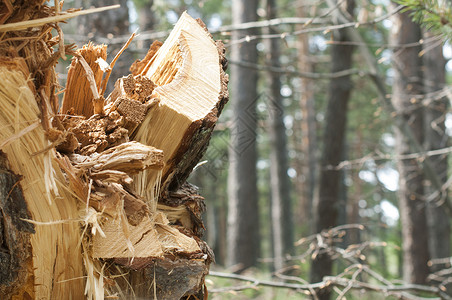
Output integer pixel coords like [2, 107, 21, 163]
[390, 9, 430, 285]
[310, 0, 355, 298]
[227, 0, 260, 272]
[0, 3, 227, 299]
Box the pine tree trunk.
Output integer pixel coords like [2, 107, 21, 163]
[390, 9, 430, 285]
[422, 31, 450, 273]
[265, 0, 293, 271]
[310, 0, 355, 298]
[227, 0, 260, 272]
[295, 0, 317, 235]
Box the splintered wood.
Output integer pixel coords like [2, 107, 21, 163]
[0, 64, 84, 299]
[61, 43, 107, 118]
[0, 3, 227, 300]
[132, 13, 228, 193]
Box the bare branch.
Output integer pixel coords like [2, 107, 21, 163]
[209, 224, 451, 299]
[229, 59, 365, 79]
[208, 271, 451, 299]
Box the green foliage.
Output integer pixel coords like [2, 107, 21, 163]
[396, 0, 452, 40]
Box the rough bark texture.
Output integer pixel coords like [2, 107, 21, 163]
[311, 0, 355, 298]
[265, 0, 293, 271]
[391, 10, 430, 285]
[227, 0, 260, 272]
[422, 31, 450, 274]
[0, 153, 35, 299]
[118, 258, 208, 300]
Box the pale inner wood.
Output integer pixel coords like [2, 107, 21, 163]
[134, 12, 221, 202]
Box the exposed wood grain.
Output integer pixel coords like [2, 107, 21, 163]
[0, 5, 226, 298]
[61, 43, 107, 118]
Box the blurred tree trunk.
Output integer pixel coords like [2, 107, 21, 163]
[265, 0, 293, 271]
[390, 10, 430, 284]
[76, 0, 130, 93]
[217, 193, 228, 266]
[136, 0, 155, 49]
[227, 0, 260, 272]
[347, 131, 362, 245]
[422, 31, 450, 273]
[295, 1, 317, 235]
[310, 0, 355, 298]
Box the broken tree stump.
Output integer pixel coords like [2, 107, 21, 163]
[0, 2, 228, 299]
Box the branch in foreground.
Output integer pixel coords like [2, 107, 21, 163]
[208, 268, 451, 299]
[208, 225, 451, 300]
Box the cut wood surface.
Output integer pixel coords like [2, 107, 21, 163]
[0, 2, 227, 300]
[121, 12, 228, 193]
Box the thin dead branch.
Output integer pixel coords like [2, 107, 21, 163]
[208, 225, 451, 299]
[0, 5, 120, 33]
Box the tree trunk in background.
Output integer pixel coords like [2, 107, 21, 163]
[76, 0, 130, 93]
[391, 10, 430, 284]
[295, 1, 317, 235]
[265, 0, 293, 271]
[136, 0, 155, 49]
[310, 0, 354, 297]
[347, 131, 363, 246]
[422, 31, 451, 273]
[227, 0, 260, 272]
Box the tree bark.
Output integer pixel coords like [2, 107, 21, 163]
[310, 0, 355, 298]
[390, 9, 430, 285]
[227, 0, 260, 272]
[295, 0, 317, 235]
[264, 0, 294, 272]
[422, 31, 450, 274]
[0, 153, 35, 299]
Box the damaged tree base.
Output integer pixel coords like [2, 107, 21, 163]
[0, 3, 227, 299]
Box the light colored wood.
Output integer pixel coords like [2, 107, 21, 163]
[132, 12, 222, 199]
[61, 43, 107, 118]
[92, 212, 200, 259]
[0, 66, 84, 299]
[0, 6, 226, 298]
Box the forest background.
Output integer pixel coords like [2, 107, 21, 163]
[59, 0, 452, 299]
